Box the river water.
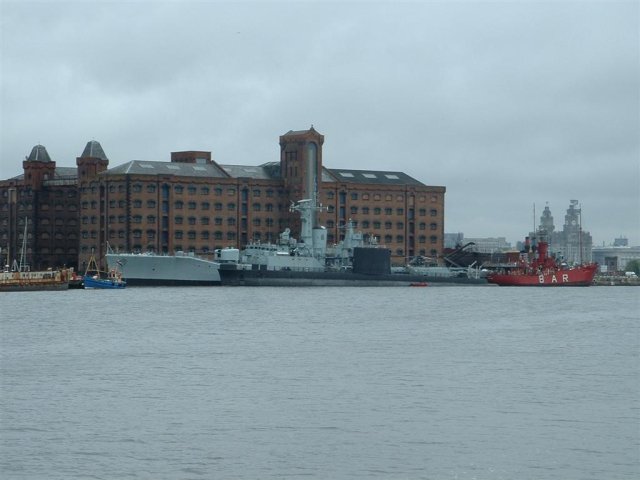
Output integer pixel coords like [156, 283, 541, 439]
[1, 286, 638, 479]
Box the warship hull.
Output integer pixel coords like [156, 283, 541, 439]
[218, 265, 487, 287]
[105, 252, 221, 286]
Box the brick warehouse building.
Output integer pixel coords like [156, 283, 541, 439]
[1, 127, 445, 271]
[0, 145, 80, 270]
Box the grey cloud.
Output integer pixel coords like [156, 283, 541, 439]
[1, 1, 638, 246]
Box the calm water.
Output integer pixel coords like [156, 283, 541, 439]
[1, 286, 638, 479]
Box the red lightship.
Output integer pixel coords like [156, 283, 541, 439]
[487, 233, 597, 287]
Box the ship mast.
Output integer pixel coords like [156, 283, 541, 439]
[579, 203, 583, 264]
[20, 218, 28, 271]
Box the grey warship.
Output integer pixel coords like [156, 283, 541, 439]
[215, 200, 485, 287]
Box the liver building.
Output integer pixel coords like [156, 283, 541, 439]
[537, 200, 593, 264]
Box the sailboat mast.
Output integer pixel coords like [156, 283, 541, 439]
[19, 218, 28, 271]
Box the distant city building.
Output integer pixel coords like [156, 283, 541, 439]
[592, 244, 640, 273]
[444, 232, 511, 253]
[458, 237, 511, 253]
[444, 232, 464, 249]
[1, 127, 446, 270]
[613, 237, 629, 247]
[532, 201, 593, 264]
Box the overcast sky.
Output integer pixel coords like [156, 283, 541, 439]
[1, 0, 638, 246]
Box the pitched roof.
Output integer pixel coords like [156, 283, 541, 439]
[103, 160, 230, 178]
[321, 167, 336, 182]
[327, 168, 426, 187]
[80, 140, 108, 161]
[53, 167, 78, 178]
[7, 166, 78, 182]
[26, 145, 52, 162]
[219, 163, 280, 180]
[282, 126, 318, 136]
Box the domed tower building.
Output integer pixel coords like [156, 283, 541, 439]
[551, 200, 593, 264]
[535, 201, 593, 265]
[539, 204, 555, 235]
[0, 144, 80, 270]
[76, 140, 110, 270]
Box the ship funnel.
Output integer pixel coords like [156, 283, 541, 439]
[305, 142, 319, 228]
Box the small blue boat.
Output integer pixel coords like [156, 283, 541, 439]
[83, 274, 126, 289]
[83, 252, 126, 289]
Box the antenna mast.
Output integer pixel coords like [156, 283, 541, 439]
[579, 203, 583, 264]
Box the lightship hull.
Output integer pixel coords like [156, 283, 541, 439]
[487, 264, 597, 286]
[105, 253, 221, 286]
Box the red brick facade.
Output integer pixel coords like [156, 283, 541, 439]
[1, 129, 445, 271]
